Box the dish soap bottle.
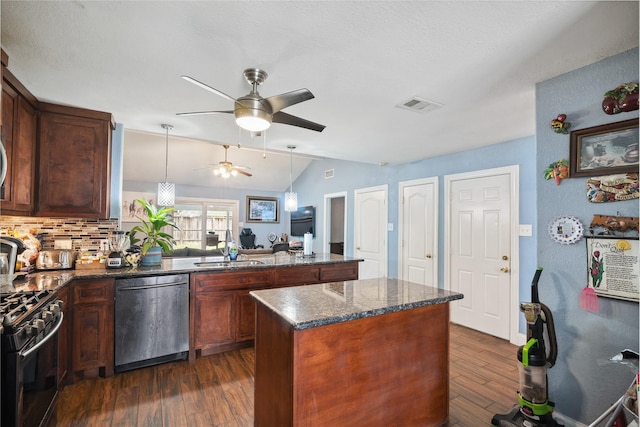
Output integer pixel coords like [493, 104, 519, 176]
[229, 240, 238, 261]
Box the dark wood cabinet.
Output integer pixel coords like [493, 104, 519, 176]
[191, 262, 360, 357]
[1, 70, 38, 215]
[191, 269, 273, 357]
[71, 278, 114, 381]
[37, 103, 114, 218]
[57, 286, 70, 387]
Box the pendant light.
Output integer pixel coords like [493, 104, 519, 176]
[284, 145, 298, 212]
[157, 124, 175, 206]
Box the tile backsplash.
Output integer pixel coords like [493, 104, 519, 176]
[0, 216, 119, 252]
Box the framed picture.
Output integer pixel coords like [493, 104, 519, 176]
[569, 118, 639, 177]
[585, 236, 639, 302]
[246, 196, 279, 223]
[121, 192, 156, 222]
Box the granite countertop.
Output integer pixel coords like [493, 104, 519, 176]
[0, 253, 361, 295]
[250, 277, 464, 330]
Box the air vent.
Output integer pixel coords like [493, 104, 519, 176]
[396, 96, 443, 114]
[325, 169, 334, 179]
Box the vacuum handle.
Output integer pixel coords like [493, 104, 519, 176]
[531, 267, 543, 303]
[540, 302, 558, 368]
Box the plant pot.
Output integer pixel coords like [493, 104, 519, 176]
[140, 246, 163, 266]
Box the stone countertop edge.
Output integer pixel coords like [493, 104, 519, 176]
[0, 253, 363, 294]
[250, 278, 464, 331]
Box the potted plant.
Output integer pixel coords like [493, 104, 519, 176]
[129, 198, 178, 266]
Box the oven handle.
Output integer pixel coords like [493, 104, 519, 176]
[20, 312, 64, 360]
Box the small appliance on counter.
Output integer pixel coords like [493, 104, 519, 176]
[0, 237, 27, 275]
[107, 230, 129, 269]
[35, 249, 76, 270]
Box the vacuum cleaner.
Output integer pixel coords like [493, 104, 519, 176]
[492, 267, 563, 427]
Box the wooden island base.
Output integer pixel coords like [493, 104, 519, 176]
[254, 301, 451, 427]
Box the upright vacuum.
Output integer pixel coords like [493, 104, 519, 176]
[492, 267, 563, 427]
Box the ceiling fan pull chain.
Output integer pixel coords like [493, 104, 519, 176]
[263, 131, 267, 159]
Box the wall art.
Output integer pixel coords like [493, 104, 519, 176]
[569, 118, 638, 177]
[585, 236, 639, 302]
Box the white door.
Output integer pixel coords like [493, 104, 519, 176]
[445, 167, 518, 341]
[399, 178, 438, 286]
[354, 185, 388, 279]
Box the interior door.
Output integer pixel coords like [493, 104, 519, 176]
[447, 170, 513, 340]
[354, 185, 388, 280]
[399, 178, 438, 286]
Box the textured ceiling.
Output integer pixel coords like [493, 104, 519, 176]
[1, 1, 638, 191]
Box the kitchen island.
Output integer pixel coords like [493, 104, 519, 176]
[250, 278, 463, 427]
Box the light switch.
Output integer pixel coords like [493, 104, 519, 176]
[519, 224, 532, 236]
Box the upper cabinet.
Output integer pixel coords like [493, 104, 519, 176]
[1, 69, 38, 216]
[37, 103, 114, 218]
[1, 54, 115, 219]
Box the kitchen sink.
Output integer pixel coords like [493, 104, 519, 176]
[194, 260, 264, 268]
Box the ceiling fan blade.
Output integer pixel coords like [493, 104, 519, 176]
[176, 110, 234, 116]
[272, 111, 325, 132]
[236, 169, 252, 177]
[181, 75, 236, 102]
[265, 89, 314, 113]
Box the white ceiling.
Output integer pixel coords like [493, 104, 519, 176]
[2, 1, 638, 191]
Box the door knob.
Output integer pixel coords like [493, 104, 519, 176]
[502, 255, 509, 261]
[500, 267, 510, 273]
[426, 254, 432, 259]
[356, 246, 361, 250]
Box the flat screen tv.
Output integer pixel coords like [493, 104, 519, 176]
[290, 205, 315, 237]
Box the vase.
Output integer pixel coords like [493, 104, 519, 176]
[141, 246, 163, 266]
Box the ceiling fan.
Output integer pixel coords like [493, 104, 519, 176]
[205, 144, 252, 178]
[177, 68, 325, 133]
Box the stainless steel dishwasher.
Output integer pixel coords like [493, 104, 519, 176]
[115, 274, 189, 372]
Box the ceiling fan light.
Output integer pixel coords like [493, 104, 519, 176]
[285, 191, 298, 212]
[235, 108, 271, 132]
[231, 169, 238, 176]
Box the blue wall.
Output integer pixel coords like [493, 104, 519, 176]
[536, 48, 639, 422]
[294, 135, 537, 336]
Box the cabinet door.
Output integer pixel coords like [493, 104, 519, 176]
[37, 108, 112, 218]
[194, 291, 235, 348]
[71, 279, 114, 378]
[236, 289, 257, 342]
[1, 84, 36, 214]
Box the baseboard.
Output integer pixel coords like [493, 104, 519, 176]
[553, 412, 586, 427]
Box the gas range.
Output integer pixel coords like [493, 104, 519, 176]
[1, 288, 64, 427]
[0, 289, 63, 352]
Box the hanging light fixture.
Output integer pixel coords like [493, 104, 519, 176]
[157, 124, 175, 206]
[285, 145, 298, 212]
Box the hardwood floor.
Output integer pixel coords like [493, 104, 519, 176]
[54, 324, 519, 426]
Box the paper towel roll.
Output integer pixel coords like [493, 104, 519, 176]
[303, 233, 313, 256]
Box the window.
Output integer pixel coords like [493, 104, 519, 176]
[172, 198, 239, 250]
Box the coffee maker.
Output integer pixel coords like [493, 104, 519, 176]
[0, 237, 26, 275]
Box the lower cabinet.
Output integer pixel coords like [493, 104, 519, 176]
[70, 278, 115, 381]
[191, 262, 360, 357]
[191, 270, 273, 357]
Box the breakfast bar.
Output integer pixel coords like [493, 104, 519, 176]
[250, 278, 464, 427]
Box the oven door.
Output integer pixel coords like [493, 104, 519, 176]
[2, 312, 63, 427]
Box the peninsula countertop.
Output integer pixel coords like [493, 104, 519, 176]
[250, 277, 464, 330]
[0, 253, 362, 294]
